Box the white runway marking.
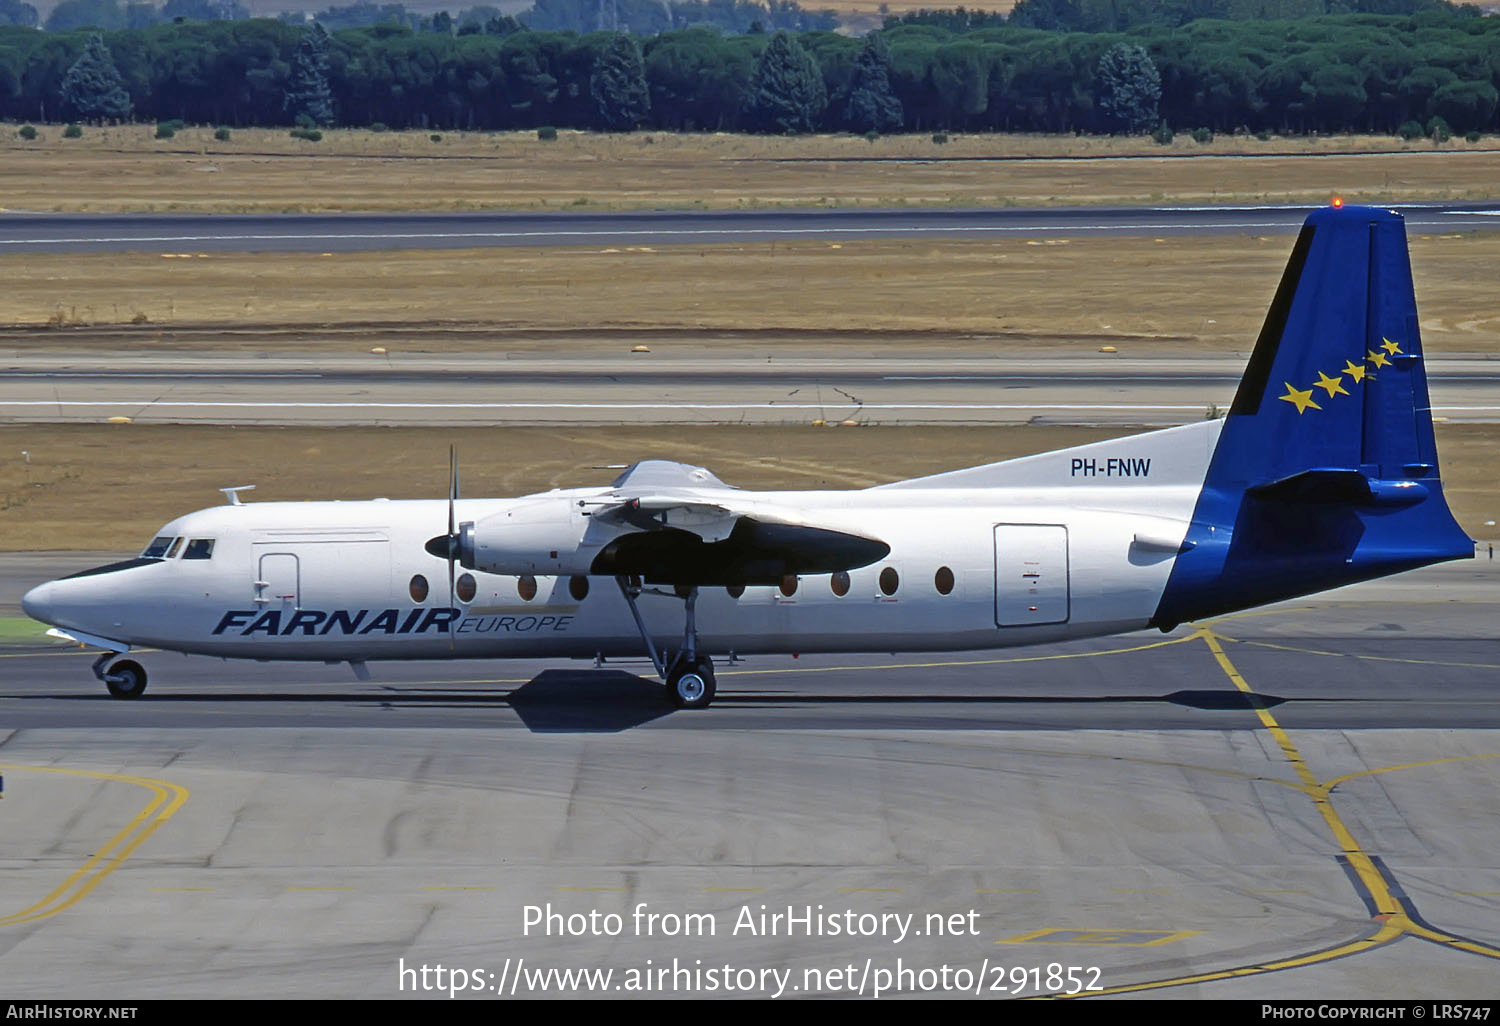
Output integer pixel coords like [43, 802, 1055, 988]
[2, 372, 322, 379]
[0, 400, 1208, 411]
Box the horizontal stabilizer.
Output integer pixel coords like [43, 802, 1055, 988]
[1247, 468, 1428, 507]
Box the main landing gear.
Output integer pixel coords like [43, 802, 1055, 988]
[92, 653, 148, 699]
[616, 576, 716, 710]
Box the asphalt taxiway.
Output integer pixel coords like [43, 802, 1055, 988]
[1, 555, 1496, 998]
[6, 353, 1500, 426]
[3, 202, 1500, 254]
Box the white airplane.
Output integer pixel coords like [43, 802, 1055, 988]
[21, 204, 1472, 709]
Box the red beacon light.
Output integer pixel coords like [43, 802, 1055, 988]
[1331, 196, 1345, 208]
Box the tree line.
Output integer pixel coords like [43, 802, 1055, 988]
[11, 0, 837, 34]
[3, 10, 1498, 135]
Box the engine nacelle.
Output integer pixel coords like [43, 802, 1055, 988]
[460, 497, 603, 576]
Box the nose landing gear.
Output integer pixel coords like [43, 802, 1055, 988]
[92, 653, 148, 699]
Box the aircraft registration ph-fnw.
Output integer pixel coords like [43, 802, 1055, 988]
[22, 204, 1473, 709]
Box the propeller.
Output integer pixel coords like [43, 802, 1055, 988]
[423, 445, 463, 647]
[447, 444, 459, 616]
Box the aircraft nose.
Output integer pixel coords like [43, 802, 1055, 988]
[21, 581, 55, 624]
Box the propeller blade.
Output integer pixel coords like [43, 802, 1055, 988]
[448, 445, 458, 543]
[447, 445, 459, 650]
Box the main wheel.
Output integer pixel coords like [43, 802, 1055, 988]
[105, 659, 147, 699]
[665, 657, 716, 710]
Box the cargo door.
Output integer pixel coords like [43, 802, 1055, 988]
[994, 524, 1069, 627]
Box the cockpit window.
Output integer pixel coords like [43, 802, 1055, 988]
[165, 537, 184, 559]
[142, 535, 177, 558]
[182, 539, 215, 560]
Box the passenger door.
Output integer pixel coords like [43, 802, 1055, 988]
[255, 551, 300, 613]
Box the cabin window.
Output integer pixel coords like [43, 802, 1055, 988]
[165, 537, 184, 559]
[456, 573, 477, 603]
[830, 570, 851, 597]
[569, 575, 589, 601]
[726, 584, 745, 599]
[182, 539, 215, 560]
[142, 535, 176, 558]
[517, 575, 538, 602]
[779, 575, 798, 597]
[409, 574, 429, 603]
[934, 566, 955, 595]
[879, 567, 900, 596]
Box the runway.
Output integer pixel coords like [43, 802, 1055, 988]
[6, 353, 1500, 426]
[3, 202, 1500, 254]
[1, 555, 1497, 997]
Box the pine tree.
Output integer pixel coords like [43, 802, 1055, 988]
[60, 34, 133, 124]
[283, 22, 335, 127]
[590, 33, 650, 132]
[742, 31, 827, 134]
[1095, 43, 1161, 135]
[844, 31, 903, 134]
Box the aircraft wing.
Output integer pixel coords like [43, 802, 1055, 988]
[580, 461, 890, 585]
[590, 496, 740, 542]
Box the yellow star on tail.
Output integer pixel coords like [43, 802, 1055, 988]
[1343, 359, 1367, 383]
[1382, 337, 1402, 355]
[1279, 382, 1321, 414]
[1367, 349, 1390, 368]
[1314, 370, 1348, 397]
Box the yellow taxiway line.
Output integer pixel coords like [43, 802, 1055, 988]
[0, 764, 189, 927]
[1070, 626, 1500, 997]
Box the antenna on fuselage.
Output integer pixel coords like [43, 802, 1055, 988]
[220, 485, 256, 506]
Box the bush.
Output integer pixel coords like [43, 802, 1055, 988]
[1191, 126, 1213, 144]
[429, 133, 442, 142]
[537, 125, 557, 141]
[289, 128, 323, 142]
[1426, 116, 1451, 143]
[1397, 120, 1424, 141]
[18, 124, 37, 140]
[154, 125, 174, 139]
[158, 118, 184, 132]
[214, 126, 231, 141]
[1254, 130, 1270, 142]
[1151, 122, 1172, 145]
[63, 123, 82, 138]
[1466, 130, 1482, 143]
[931, 131, 948, 144]
[864, 129, 879, 143]
[370, 122, 388, 133]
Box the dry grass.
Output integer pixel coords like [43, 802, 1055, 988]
[2, 127, 1497, 213]
[3, 232, 1498, 356]
[2, 422, 1496, 551]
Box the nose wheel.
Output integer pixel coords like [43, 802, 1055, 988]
[93, 655, 148, 699]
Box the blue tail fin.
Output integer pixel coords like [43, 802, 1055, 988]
[1152, 204, 1471, 630]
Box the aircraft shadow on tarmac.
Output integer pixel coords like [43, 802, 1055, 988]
[41, 671, 1292, 733]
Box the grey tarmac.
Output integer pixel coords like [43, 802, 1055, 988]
[0, 555, 1497, 998]
[6, 353, 1500, 426]
[3, 202, 1500, 254]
